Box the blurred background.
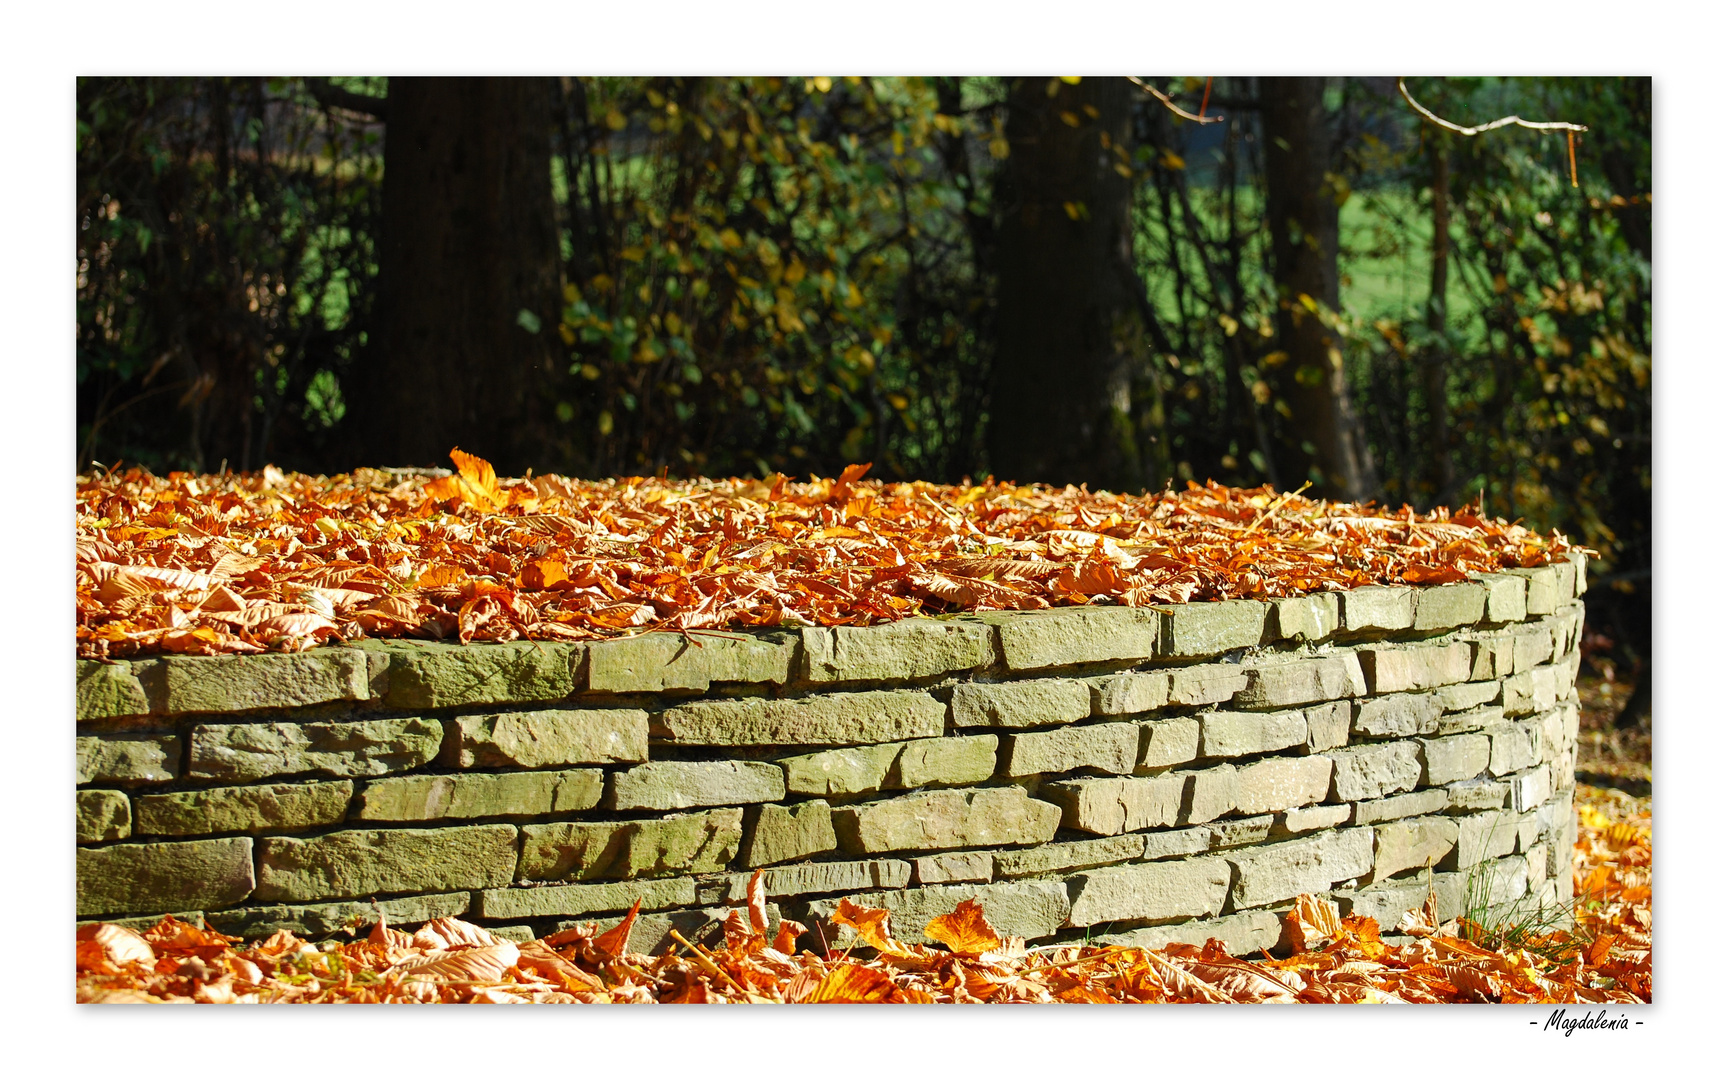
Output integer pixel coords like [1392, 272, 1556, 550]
[73, 75, 1651, 743]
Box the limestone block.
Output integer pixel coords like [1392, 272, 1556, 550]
[355, 770, 601, 822]
[1510, 629, 1557, 675]
[587, 630, 795, 692]
[1177, 764, 1239, 824]
[1143, 827, 1213, 860]
[715, 859, 913, 900]
[1348, 787, 1449, 826]
[1467, 634, 1514, 681]
[1066, 858, 1232, 927]
[1303, 700, 1352, 753]
[1358, 642, 1473, 694]
[1088, 671, 1170, 716]
[1446, 778, 1510, 812]
[443, 709, 648, 769]
[1412, 583, 1488, 632]
[1433, 704, 1504, 736]
[188, 719, 440, 783]
[1041, 774, 1186, 835]
[137, 781, 354, 835]
[779, 743, 901, 797]
[1340, 873, 1465, 925]
[1271, 593, 1341, 643]
[204, 891, 473, 939]
[377, 640, 582, 709]
[1452, 810, 1521, 867]
[1138, 716, 1202, 770]
[912, 852, 993, 885]
[160, 648, 372, 715]
[1339, 586, 1417, 633]
[1352, 693, 1442, 738]
[1567, 551, 1590, 597]
[476, 877, 698, 920]
[1276, 803, 1352, 836]
[888, 735, 1000, 788]
[1418, 733, 1492, 787]
[1207, 815, 1274, 848]
[606, 760, 785, 811]
[77, 734, 180, 785]
[985, 606, 1156, 672]
[1156, 599, 1268, 658]
[808, 881, 1070, 946]
[77, 837, 255, 917]
[1510, 765, 1554, 814]
[1234, 755, 1333, 815]
[993, 834, 1145, 878]
[949, 678, 1092, 729]
[518, 808, 744, 881]
[1096, 910, 1282, 958]
[1199, 710, 1306, 758]
[800, 620, 996, 682]
[833, 786, 1061, 854]
[76, 790, 131, 844]
[1325, 741, 1422, 802]
[1224, 828, 1375, 909]
[1002, 722, 1139, 778]
[1167, 663, 1252, 707]
[1234, 654, 1365, 709]
[1437, 680, 1501, 712]
[1487, 719, 1543, 776]
[654, 690, 945, 747]
[1370, 816, 1459, 882]
[738, 800, 839, 867]
[1506, 566, 1559, 616]
[254, 825, 517, 903]
[1502, 666, 1561, 717]
[76, 660, 153, 721]
[1471, 573, 1529, 624]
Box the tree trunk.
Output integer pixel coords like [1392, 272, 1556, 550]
[1423, 130, 1455, 506]
[987, 76, 1156, 491]
[1259, 76, 1378, 501]
[356, 77, 563, 473]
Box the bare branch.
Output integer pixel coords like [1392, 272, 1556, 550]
[1126, 76, 1224, 125]
[1397, 78, 1585, 135]
[303, 77, 388, 122]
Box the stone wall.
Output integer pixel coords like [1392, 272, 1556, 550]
[76, 554, 1588, 957]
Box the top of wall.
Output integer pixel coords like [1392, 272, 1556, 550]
[77, 557, 1587, 723]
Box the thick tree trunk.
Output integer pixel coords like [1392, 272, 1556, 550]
[1260, 77, 1378, 501]
[357, 77, 563, 473]
[1423, 131, 1455, 506]
[987, 76, 1155, 491]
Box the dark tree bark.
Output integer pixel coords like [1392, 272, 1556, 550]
[1260, 76, 1378, 501]
[1423, 130, 1456, 507]
[354, 77, 564, 473]
[987, 76, 1157, 491]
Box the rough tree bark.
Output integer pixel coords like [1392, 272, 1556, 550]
[1259, 76, 1378, 501]
[987, 76, 1157, 492]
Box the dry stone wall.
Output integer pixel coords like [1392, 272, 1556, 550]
[76, 554, 1588, 956]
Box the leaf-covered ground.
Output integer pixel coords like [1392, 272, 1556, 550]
[77, 451, 1584, 660]
[75, 784, 1649, 1005]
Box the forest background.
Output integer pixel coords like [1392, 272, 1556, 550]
[72, 74, 1652, 718]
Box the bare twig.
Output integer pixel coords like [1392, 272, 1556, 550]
[1397, 78, 1586, 136]
[1126, 76, 1224, 124]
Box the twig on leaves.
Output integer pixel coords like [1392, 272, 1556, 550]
[1397, 78, 1588, 136]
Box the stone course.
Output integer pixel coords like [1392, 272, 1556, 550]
[74, 574, 1582, 956]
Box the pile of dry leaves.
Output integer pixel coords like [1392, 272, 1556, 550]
[77, 450, 1583, 660]
[76, 787, 1649, 1004]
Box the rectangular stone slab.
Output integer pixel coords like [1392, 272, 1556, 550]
[800, 620, 996, 682]
[161, 648, 372, 715]
[441, 709, 648, 768]
[606, 760, 786, 811]
[187, 718, 443, 782]
[77, 837, 255, 917]
[1065, 858, 1232, 927]
[376, 640, 582, 709]
[135, 780, 354, 835]
[518, 808, 744, 881]
[586, 631, 795, 692]
[204, 891, 474, 939]
[354, 770, 603, 822]
[653, 690, 946, 747]
[476, 877, 699, 920]
[77, 734, 180, 785]
[832, 787, 1061, 854]
[807, 881, 1070, 946]
[254, 825, 518, 903]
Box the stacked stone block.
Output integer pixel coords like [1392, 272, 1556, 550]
[76, 555, 1588, 956]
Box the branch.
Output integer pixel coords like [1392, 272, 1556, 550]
[303, 77, 388, 122]
[1396, 78, 1585, 135]
[1126, 76, 1223, 124]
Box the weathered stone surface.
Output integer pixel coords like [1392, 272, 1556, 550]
[1340, 586, 1416, 633]
[254, 825, 517, 903]
[1277, 803, 1352, 836]
[477, 877, 698, 920]
[75, 911, 205, 934]
[1325, 741, 1422, 801]
[1198, 710, 1306, 757]
[1477, 855, 1531, 908]
[655, 690, 945, 747]
[801, 620, 995, 682]
[1303, 700, 1351, 753]
[1138, 716, 1201, 770]
[1348, 787, 1448, 826]
[587, 631, 795, 692]
[1550, 560, 1577, 604]
[1002, 722, 1139, 778]
[808, 881, 1069, 946]
[1467, 633, 1514, 681]
[1510, 628, 1556, 674]
[188, 718, 442, 782]
[77, 660, 152, 720]
[1358, 642, 1473, 694]
[518, 808, 744, 881]
[1418, 733, 1491, 787]
[1433, 704, 1504, 736]
[161, 649, 372, 715]
[1096, 910, 1282, 957]
[986, 606, 1156, 672]
[1352, 693, 1442, 738]
[1510, 765, 1554, 814]
[949, 678, 1092, 729]
[1272, 593, 1340, 643]
[1166, 663, 1251, 707]
[1340, 873, 1465, 925]
[1567, 552, 1589, 597]
[779, 743, 900, 796]
[1066, 858, 1231, 927]
[443, 709, 648, 769]
[1446, 777, 1511, 812]
[1042, 774, 1185, 835]
[1487, 718, 1542, 776]
[1234, 655, 1365, 709]
[1437, 680, 1501, 712]
[355, 770, 601, 822]
[833, 787, 1061, 853]
[1226, 828, 1374, 909]
[889, 735, 1000, 788]
[76, 790, 131, 843]
[1412, 583, 1488, 632]
[204, 891, 473, 938]
[1472, 574, 1529, 624]
[77, 837, 255, 917]
[1370, 816, 1459, 882]
[77, 734, 180, 785]
[1177, 764, 1239, 824]
[716, 859, 913, 900]
[913, 851, 993, 885]
[1207, 815, 1274, 848]
[137, 781, 353, 835]
[1142, 827, 1213, 860]
[377, 640, 582, 709]
[1234, 756, 1333, 814]
[740, 801, 837, 867]
[606, 760, 785, 811]
[1506, 566, 1559, 616]
[1157, 600, 1268, 658]
[1088, 672, 1170, 716]
[1502, 666, 1561, 717]
[993, 834, 1144, 878]
[1451, 810, 1521, 867]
